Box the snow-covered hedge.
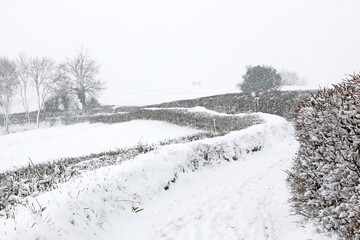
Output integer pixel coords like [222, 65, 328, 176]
[0, 132, 215, 218]
[86, 109, 261, 132]
[288, 75, 360, 239]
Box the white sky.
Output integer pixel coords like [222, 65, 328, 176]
[0, 0, 360, 108]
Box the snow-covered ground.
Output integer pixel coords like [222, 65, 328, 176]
[0, 120, 201, 172]
[0, 114, 334, 240]
[140, 144, 327, 240]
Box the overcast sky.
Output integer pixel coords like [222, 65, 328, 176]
[1, 0, 359, 106]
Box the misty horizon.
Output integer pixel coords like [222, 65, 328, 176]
[1, 0, 359, 111]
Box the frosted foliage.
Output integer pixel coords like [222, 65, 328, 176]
[288, 75, 360, 239]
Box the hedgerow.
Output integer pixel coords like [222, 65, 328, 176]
[0, 132, 216, 218]
[288, 74, 360, 239]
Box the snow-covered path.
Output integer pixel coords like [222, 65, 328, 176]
[144, 148, 292, 240]
[110, 131, 331, 240]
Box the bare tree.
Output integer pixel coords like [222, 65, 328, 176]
[15, 54, 31, 124]
[28, 57, 62, 128]
[44, 64, 74, 112]
[0, 58, 18, 134]
[65, 48, 103, 109]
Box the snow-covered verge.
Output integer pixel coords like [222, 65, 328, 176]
[0, 114, 334, 240]
[0, 120, 201, 171]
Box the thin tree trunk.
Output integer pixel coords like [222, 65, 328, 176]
[1, 108, 6, 134]
[2, 115, 5, 134]
[36, 109, 40, 128]
[5, 106, 9, 134]
[26, 111, 31, 125]
[20, 91, 31, 124]
[36, 88, 41, 128]
[2, 103, 10, 134]
[24, 91, 31, 124]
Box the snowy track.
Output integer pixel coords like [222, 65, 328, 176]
[119, 133, 330, 240]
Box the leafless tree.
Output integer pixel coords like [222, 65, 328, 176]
[15, 54, 31, 124]
[280, 70, 306, 86]
[28, 57, 62, 128]
[0, 58, 18, 134]
[65, 48, 103, 109]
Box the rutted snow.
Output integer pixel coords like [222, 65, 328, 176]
[0, 120, 201, 172]
[0, 115, 334, 240]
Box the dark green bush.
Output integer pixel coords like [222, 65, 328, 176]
[239, 65, 281, 93]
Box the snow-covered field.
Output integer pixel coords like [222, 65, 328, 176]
[0, 114, 334, 240]
[0, 120, 201, 172]
[101, 87, 239, 108]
